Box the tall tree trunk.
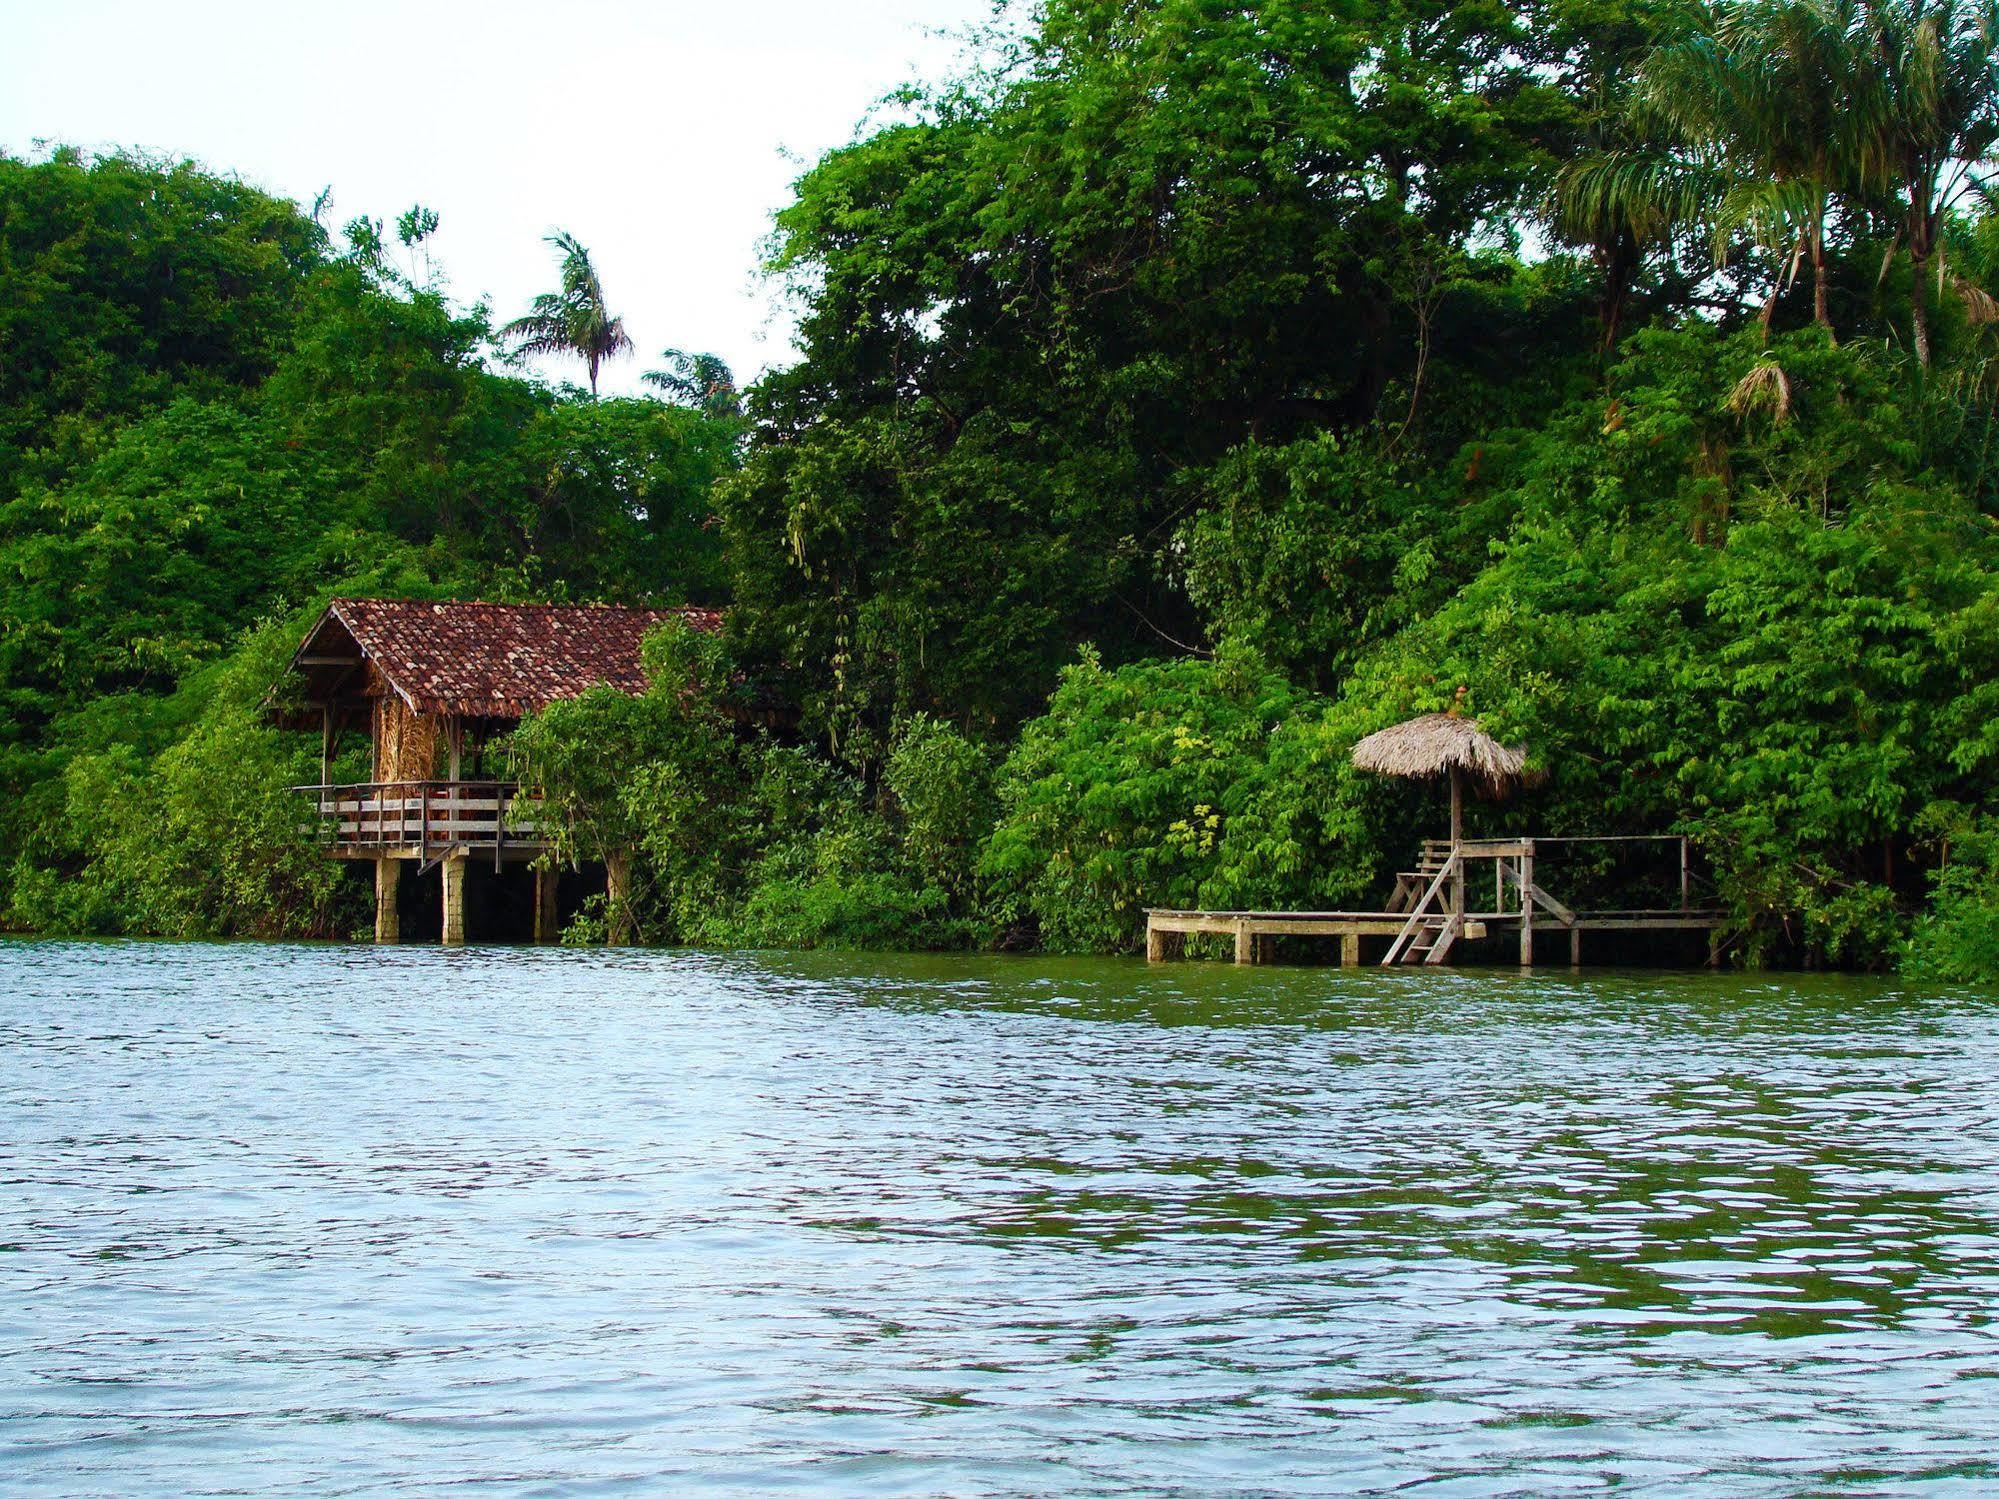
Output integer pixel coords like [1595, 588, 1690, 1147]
[1811, 219, 1831, 334]
[1596, 231, 1637, 377]
[1762, 236, 1804, 343]
[605, 848, 633, 945]
[1910, 244, 1933, 368]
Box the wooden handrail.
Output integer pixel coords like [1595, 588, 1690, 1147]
[290, 781, 547, 853]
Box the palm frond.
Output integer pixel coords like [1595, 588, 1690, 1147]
[1554, 151, 1716, 245]
[1729, 359, 1795, 422]
[1953, 273, 1999, 323]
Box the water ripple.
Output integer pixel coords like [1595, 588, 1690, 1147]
[2, 941, 1997, 1495]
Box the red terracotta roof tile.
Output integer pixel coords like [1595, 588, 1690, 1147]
[317, 598, 721, 719]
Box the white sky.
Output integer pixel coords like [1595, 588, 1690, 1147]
[0, 0, 998, 395]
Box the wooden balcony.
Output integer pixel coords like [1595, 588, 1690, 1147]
[294, 781, 549, 862]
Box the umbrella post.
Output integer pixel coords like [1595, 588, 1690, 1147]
[1449, 765, 1465, 916]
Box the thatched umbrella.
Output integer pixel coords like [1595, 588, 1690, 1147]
[1350, 706, 1528, 845]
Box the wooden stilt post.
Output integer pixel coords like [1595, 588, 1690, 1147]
[534, 864, 560, 945]
[1341, 932, 1360, 968]
[1569, 925, 1581, 968]
[441, 852, 468, 946]
[374, 855, 400, 945]
[1235, 921, 1254, 965]
[1519, 845, 1534, 968]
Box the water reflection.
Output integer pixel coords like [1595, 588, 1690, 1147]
[2, 940, 1996, 1494]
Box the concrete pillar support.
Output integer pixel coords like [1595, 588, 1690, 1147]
[374, 856, 401, 945]
[1340, 933, 1360, 968]
[441, 853, 468, 947]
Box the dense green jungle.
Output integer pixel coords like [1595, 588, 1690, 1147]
[9, 0, 1999, 974]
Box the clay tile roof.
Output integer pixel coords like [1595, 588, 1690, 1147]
[316, 598, 722, 719]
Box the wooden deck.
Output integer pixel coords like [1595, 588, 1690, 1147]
[1147, 835, 1725, 967]
[1145, 906, 1723, 966]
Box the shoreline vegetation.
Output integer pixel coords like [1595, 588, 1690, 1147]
[9, 0, 1999, 976]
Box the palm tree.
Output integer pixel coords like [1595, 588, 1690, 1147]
[1555, 144, 1719, 357]
[642, 349, 741, 420]
[500, 230, 633, 395]
[1638, 0, 1878, 334]
[1857, 0, 1999, 365]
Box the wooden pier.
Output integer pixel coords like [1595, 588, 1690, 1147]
[1146, 836, 1724, 967]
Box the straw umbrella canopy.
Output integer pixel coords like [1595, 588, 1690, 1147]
[1350, 710, 1529, 845]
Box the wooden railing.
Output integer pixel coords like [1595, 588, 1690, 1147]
[292, 781, 547, 856]
[1457, 834, 1705, 914]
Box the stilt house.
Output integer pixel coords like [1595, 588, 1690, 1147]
[276, 598, 721, 943]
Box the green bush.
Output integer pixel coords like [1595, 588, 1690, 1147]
[883, 715, 997, 905]
[983, 644, 1348, 952]
[1901, 807, 1999, 982]
[8, 616, 356, 939]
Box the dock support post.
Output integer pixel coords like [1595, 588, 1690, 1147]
[1340, 933, 1360, 968]
[373, 855, 400, 945]
[441, 852, 468, 947]
[1568, 926, 1581, 968]
[1235, 922, 1255, 965]
[1519, 850, 1534, 968]
[534, 864, 561, 945]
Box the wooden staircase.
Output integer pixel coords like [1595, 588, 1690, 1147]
[1386, 840, 1455, 913]
[1382, 849, 1462, 966]
[1396, 910, 1462, 965]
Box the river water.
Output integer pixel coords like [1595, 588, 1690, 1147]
[2, 942, 1997, 1495]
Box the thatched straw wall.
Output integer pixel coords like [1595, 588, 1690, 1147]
[370, 665, 438, 782]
